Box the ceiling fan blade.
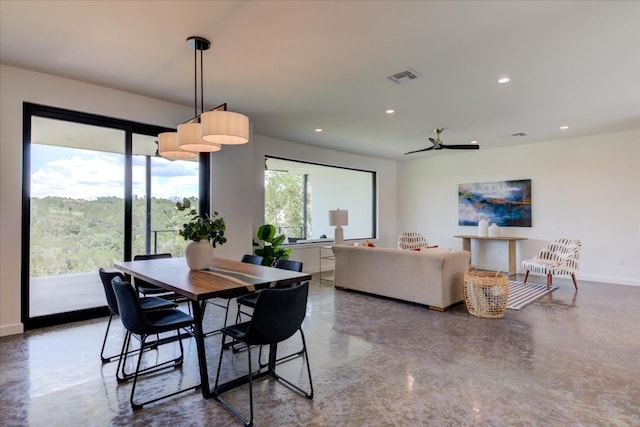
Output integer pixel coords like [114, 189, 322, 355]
[441, 144, 480, 150]
[404, 146, 435, 155]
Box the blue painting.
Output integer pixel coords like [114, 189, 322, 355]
[458, 179, 532, 227]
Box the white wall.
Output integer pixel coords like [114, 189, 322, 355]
[398, 130, 640, 286]
[311, 167, 374, 240]
[0, 65, 397, 336]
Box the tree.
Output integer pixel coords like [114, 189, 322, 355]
[264, 171, 311, 238]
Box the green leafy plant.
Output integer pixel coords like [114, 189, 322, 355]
[253, 224, 292, 266]
[176, 198, 227, 247]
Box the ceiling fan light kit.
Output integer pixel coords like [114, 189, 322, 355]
[158, 36, 249, 159]
[404, 128, 480, 155]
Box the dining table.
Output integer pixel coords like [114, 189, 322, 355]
[114, 256, 312, 399]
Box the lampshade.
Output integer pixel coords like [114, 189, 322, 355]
[158, 132, 198, 159]
[178, 122, 222, 152]
[329, 209, 349, 227]
[157, 37, 250, 155]
[201, 110, 250, 145]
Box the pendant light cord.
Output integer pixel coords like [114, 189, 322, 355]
[200, 48, 204, 117]
[193, 41, 198, 120]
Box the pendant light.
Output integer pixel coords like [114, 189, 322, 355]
[159, 36, 250, 159]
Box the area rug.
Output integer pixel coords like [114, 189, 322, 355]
[507, 281, 558, 310]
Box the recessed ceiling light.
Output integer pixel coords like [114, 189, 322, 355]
[314, 128, 323, 133]
[498, 77, 510, 84]
[560, 125, 569, 130]
[470, 140, 478, 144]
[386, 109, 395, 114]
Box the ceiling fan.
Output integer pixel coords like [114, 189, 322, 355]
[404, 128, 480, 155]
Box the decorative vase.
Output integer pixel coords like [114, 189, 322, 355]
[185, 240, 214, 270]
[478, 218, 489, 237]
[488, 223, 501, 237]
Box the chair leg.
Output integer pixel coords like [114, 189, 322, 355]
[116, 331, 133, 383]
[105, 320, 161, 369]
[546, 274, 552, 290]
[129, 334, 148, 410]
[129, 329, 197, 410]
[204, 299, 234, 339]
[271, 328, 314, 400]
[523, 270, 529, 284]
[571, 273, 578, 289]
[100, 313, 117, 363]
[214, 333, 254, 427]
[258, 332, 305, 369]
[117, 329, 186, 383]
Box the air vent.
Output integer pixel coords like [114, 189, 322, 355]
[387, 69, 421, 84]
[511, 132, 528, 137]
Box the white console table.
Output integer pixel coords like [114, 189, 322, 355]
[454, 235, 527, 275]
[319, 245, 335, 283]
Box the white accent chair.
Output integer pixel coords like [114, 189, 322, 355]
[397, 232, 438, 250]
[521, 238, 581, 289]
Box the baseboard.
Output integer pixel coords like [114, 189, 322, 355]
[574, 274, 639, 287]
[0, 323, 24, 337]
[522, 271, 639, 287]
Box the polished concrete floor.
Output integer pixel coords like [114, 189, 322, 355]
[1, 274, 639, 426]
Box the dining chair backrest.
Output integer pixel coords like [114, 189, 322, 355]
[245, 282, 309, 345]
[111, 276, 153, 335]
[99, 268, 125, 316]
[241, 254, 264, 265]
[132, 253, 172, 291]
[274, 259, 303, 272]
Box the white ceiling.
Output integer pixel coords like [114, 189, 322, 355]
[1, 1, 639, 160]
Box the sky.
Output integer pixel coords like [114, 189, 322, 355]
[30, 144, 199, 200]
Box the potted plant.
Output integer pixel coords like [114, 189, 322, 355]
[253, 224, 292, 266]
[177, 198, 227, 269]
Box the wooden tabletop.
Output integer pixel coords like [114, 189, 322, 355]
[453, 235, 527, 241]
[114, 257, 312, 301]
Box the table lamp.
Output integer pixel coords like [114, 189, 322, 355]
[329, 209, 349, 245]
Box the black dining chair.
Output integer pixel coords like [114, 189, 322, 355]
[214, 282, 313, 427]
[235, 259, 305, 365]
[241, 254, 264, 265]
[132, 253, 175, 298]
[201, 254, 264, 338]
[236, 259, 303, 322]
[111, 276, 199, 410]
[98, 268, 177, 364]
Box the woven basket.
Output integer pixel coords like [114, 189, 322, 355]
[463, 270, 509, 319]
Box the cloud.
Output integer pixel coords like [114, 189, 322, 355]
[32, 151, 198, 200]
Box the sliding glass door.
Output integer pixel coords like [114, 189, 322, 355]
[29, 117, 126, 317]
[22, 103, 207, 329]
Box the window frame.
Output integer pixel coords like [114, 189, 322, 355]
[264, 155, 377, 245]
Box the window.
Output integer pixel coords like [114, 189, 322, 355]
[22, 103, 208, 329]
[264, 156, 376, 243]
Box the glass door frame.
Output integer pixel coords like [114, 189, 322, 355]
[21, 102, 210, 330]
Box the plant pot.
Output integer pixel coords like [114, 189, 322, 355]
[185, 240, 213, 270]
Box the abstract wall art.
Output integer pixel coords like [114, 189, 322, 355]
[458, 179, 532, 227]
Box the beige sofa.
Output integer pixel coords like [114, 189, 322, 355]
[332, 245, 471, 311]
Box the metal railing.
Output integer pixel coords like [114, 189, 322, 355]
[151, 229, 180, 254]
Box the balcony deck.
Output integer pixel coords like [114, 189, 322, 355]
[30, 271, 107, 317]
